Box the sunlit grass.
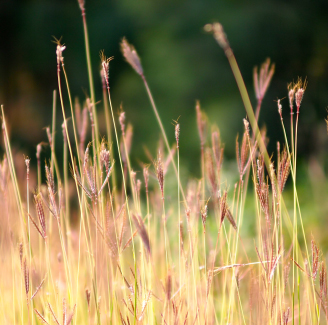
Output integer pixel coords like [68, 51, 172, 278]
[0, 8, 326, 325]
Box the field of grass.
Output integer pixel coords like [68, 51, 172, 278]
[1, 3, 327, 324]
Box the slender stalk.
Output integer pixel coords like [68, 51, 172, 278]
[177, 141, 181, 295]
[80, 5, 99, 153]
[102, 74, 117, 197]
[141, 75, 187, 206]
[51, 90, 57, 179]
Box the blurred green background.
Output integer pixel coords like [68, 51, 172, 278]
[1, 0, 328, 241]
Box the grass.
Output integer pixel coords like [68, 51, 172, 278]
[0, 6, 326, 325]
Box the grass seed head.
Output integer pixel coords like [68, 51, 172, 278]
[155, 151, 164, 199]
[121, 38, 144, 76]
[288, 82, 296, 112]
[34, 194, 47, 239]
[175, 123, 180, 149]
[277, 99, 283, 118]
[204, 22, 230, 51]
[119, 111, 126, 135]
[100, 51, 114, 87]
[295, 77, 307, 111]
[23, 257, 29, 297]
[19, 243, 23, 267]
[78, 0, 85, 11]
[100, 141, 111, 174]
[143, 165, 149, 193]
[54, 38, 66, 68]
[253, 58, 275, 101]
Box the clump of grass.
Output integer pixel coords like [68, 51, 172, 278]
[0, 8, 327, 325]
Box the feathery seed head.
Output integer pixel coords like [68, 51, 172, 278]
[295, 88, 305, 109]
[143, 165, 149, 192]
[288, 82, 296, 112]
[121, 38, 143, 76]
[243, 118, 250, 136]
[175, 123, 180, 149]
[19, 243, 23, 267]
[277, 99, 283, 118]
[78, 0, 85, 11]
[54, 38, 66, 67]
[100, 142, 111, 174]
[119, 112, 126, 135]
[253, 58, 275, 101]
[34, 194, 47, 238]
[295, 77, 307, 111]
[155, 151, 164, 199]
[204, 22, 230, 51]
[45, 164, 55, 195]
[100, 51, 114, 87]
[23, 257, 29, 297]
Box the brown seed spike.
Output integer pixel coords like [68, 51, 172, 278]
[219, 191, 228, 224]
[175, 123, 180, 149]
[132, 214, 151, 256]
[23, 258, 29, 298]
[121, 38, 144, 76]
[86, 288, 91, 308]
[19, 243, 23, 268]
[295, 77, 307, 112]
[155, 151, 164, 199]
[278, 148, 290, 193]
[100, 51, 114, 88]
[205, 148, 217, 195]
[311, 238, 320, 279]
[320, 261, 328, 310]
[34, 194, 47, 239]
[166, 270, 172, 301]
[225, 208, 237, 230]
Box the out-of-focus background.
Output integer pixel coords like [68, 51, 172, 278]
[1, 0, 328, 240]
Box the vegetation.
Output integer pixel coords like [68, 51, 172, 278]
[0, 3, 327, 325]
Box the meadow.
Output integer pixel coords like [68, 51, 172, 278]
[0, 2, 327, 324]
